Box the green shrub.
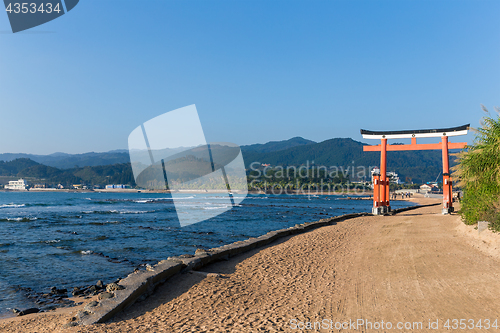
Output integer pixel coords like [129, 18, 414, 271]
[453, 106, 500, 231]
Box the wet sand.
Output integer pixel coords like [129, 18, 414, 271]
[1, 196, 499, 332]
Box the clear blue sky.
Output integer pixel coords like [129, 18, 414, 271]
[1, 0, 499, 154]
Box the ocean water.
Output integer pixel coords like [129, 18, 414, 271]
[0, 191, 415, 316]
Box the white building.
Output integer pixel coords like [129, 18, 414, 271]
[420, 183, 438, 193]
[370, 168, 401, 185]
[5, 179, 29, 190]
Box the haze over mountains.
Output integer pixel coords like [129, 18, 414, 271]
[0, 150, 130, 170]
[0, 137, 315, 169]
[0, 136, 453, 184]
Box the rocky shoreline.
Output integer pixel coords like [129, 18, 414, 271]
[9, 279, 126, 317]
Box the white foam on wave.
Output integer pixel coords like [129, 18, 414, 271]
[134, 197, 177, 203]
[203, 205, 231, 210]
[119, 210, 153, 214]
[171, 196, 195, 200]
[83, 210, 153, 214]
[7, 217, 37, 221]
[0, 204, 26, 209]
[80, 250, 93, 255]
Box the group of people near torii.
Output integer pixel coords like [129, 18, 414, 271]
[392, 192, 412, 200]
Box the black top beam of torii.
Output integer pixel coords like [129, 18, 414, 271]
[360, 124, 470, 139]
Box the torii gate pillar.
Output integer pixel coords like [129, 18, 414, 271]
[361, 125, 469, 215]
[441, 136, 453, 215]
[372, 138, 390, 215]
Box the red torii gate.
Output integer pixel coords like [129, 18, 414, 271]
[360, 124, 469, 215]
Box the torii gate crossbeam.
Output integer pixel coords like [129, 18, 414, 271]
[361, 124, 469, 215]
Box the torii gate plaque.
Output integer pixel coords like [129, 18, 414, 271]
[361, 124, 469, 215]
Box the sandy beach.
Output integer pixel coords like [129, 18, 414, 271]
[1, 195, 499, 332]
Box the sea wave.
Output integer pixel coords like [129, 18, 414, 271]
[133, 197, 178, 203]
[119, 210, 154, 214]
[82, 210, 154, 215]
[0, 217, 38, 222]
[204, 196, 238, 200]
[89, 221, 121, 225]
[0, 204, 26, 209]
[203, 205, 231, 210]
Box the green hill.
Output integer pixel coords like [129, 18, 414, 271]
[0, 151, 130, 169]
[0, 159, 135, 187]
[241, 137, 316, 153]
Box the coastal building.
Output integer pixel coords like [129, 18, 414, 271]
[5, 179, 29, 190]
[370, 168, 401, 185]
[420, 183, 439, 193]
[387, 171, 401, 184]
[106, 184, 132, 189]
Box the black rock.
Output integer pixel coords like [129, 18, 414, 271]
[72, 287, 84, 296]
[50, 287, 67, 295]
[95, 280, 104, 289]
[18, 308, 40, 316]
[41, 305, 58, 311]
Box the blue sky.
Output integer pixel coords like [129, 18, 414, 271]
[0, 0, 499, 154]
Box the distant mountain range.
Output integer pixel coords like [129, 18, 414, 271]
[241, 137, 316, 153]
[0, 138, 314, 169]
[0, 158, 134, 186]
[0, 136, 458, 184]
[0, 151, 130, 170]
